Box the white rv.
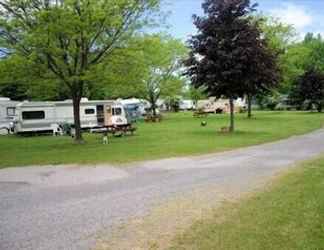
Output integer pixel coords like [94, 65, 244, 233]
[197, 97, 246, 114]
[179, 100, 195, 110]
[14, 99, 129, 134]
[119, 98, 147, 121]
[0, 97, 19, 134]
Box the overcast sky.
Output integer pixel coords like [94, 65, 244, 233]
[162, 0, 324, 40]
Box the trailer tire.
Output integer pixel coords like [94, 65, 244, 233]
[0, 127, 9, 135]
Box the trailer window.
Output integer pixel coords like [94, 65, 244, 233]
[22, 111, 45, 120]
[85, 108, 95, 115]
[7, 107, 16, 116]
[112, 108, 122, 116]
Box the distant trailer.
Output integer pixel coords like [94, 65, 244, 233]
[197, 97, 246, 114]
[0, 97, 19, 135]
[14, 99, 130, 134]
[179, 100, 195, 110]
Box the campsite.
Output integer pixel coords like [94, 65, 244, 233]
[1, 0, 324, 250]
[0, 111, 323, 168]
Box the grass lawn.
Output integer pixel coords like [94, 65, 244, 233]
[169, 156, 324, 250]
[0, 111, 323, 168]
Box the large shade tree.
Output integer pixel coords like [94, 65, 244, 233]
[0, 0, 160, 142]
[140, 35, 187, 117]
[186, 0, 275, 131]
[87, 34, 187, 116]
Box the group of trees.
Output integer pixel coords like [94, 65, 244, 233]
[1, 0, 322, 140]
[284, 34, 324, 112]
[0, 0, 187, 141]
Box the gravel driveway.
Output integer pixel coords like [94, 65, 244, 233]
[1, 129, 324, 250]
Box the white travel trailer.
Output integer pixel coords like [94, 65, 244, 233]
[119, 98, 147, 120]
[14, 99, 129, 134]
[179, 100, 195, 110]
[0, 97, 19, 134]
[197, 97, 246, 114]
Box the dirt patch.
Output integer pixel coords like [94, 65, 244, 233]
[95, 184, 249, 250]
[94, 169, 292, 250]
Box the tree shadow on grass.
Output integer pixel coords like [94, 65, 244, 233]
[191, 129, 268, 137]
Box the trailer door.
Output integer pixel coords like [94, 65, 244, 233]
[104, 105, 113, 127]
[96, 105, 104, 126]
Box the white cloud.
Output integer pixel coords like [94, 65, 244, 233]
[270, 3, 313, 29]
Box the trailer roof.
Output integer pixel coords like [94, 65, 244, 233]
[17, 102, 55, 108]
[16, 99, 116, 108]
[54, 100, 115, 106]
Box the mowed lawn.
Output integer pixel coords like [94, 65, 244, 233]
[170, 156, 324, 250]
[0, 111, 323, 168]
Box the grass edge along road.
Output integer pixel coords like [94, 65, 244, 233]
[169, 156, 324, 250]
[0, 111, 323, 168]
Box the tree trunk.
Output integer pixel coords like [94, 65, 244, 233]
[152, 102, 157, 117]
[72, 95, 83, 143]
[229, 97, 235, 132]
[247, 94, 252, 119]
[317, 103, 322, 113]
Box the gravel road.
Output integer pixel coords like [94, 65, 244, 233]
[1, 129, 324, 250]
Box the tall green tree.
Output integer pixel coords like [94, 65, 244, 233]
[280, 33, 324, 95]
[183, 85, 206, 108]
[133, 35, 187, 116]
[86, 34, 187, 112]
[0, 55, 66, 100]
[0, 0, 160, 142]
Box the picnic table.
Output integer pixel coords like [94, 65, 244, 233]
[90, 124, 136, 137]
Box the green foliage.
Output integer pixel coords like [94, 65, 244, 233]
[0, 0, 161, 140]
[257, 15, 296, 54]
[0, 55, 63, 100]
[85, 34, 187, 107]
[183, 86, 207, 104]
[280, 33, 324, 94]
[280, 43, 312, 92]
[290, 68, 324, 112]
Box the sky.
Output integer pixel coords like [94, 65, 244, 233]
[161, 0, 324, 41]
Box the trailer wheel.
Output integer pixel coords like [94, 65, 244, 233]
[0, 127, 9, 135]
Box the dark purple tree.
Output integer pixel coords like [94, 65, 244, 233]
[290, 68, 324, 112]
[244, 19, 280, 118]
[185, 0, 279, 131]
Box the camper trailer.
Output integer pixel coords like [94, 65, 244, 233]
[0, 97, 19, 134]
[14, 99, 129, 134]
[197, 97, 246, 114]
[119, 98, 147, 122]
[179, 100, 195, 110]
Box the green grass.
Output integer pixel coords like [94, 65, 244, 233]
[0, 111, 323, 168]
[169, 156, 324, 250]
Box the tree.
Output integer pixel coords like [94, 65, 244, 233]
[135, 35, 187, 117]
[184, 85, 207, 108]
[258, 16, 296, 55]
[244, 18, 280, 118]
[186, 0, 269, 132]
[280, 33, 324, 97]
[0, 55, 67, 100]
[247, 15, 295, 116]
[290, 68, 324, 112]
[0, 0, 160, 142]
[82, 34, 187, 115]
